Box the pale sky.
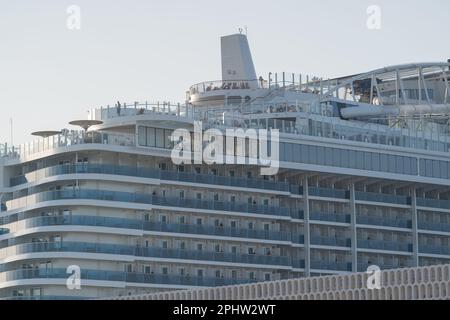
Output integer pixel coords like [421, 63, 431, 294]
[1, 0, 449, 145]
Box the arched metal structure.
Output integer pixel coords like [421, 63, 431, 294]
[324, 63, 450, 105]
[321, 63, 450, 119]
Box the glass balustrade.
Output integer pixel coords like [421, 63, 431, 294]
[10, 163, 290, 193]
[289, 185, 303, 195]
[418, 221, 450, 233]
[308, 187, 348, 199]
[355, 192, 410, 206]
[356, 263, 412, 272]
[357, 215, 412, 229]
[5, 189, 292, 219]
[94, 102, 194, 120]
[0, 268, 255, 287]
[310, 236, 351, 248]
[292, 259, 305, 269]
[4, 215, 294, 243]
[290, 210, 305, 220]
[419, 244, 450, 256]
[310, 261, 352, 272]
[310, 212, 351, 224]
[357, 239, 413, 252]
[13, 131, 136, 160]
[417, 198, 450, 210]
[0, 241, 292, 267]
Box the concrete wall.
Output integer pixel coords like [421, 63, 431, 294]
[108, 264, 450, 300]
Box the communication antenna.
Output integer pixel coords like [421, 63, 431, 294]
[10, 118, 13, 147]
[238, 26, 248, 35]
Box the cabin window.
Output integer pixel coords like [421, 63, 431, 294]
[227, 96, 242, 106]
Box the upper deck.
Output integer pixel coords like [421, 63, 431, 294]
[1, 34, 450, 163]
[2, 97, 450, 164]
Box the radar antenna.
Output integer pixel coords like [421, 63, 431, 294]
[238, 26, 248, 35]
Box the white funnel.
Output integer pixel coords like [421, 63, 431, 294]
[221, 34, 257, 87]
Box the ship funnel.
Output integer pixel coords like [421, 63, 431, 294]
[221, 34, 257, 88]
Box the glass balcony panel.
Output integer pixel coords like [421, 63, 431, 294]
[0, 241, 292, 267]
[357, 239, 413, 252]
[357, 215, 412, 229]
[10, 164, 290, 193]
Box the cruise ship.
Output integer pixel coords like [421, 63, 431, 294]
[1, 33, 450, 300]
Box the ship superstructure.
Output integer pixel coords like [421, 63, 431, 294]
[1, 34, 450, 300]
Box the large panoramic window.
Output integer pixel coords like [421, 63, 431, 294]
[280, 142, 422, 177]
[138, 126, 173, 149]
[137, 125, 449, 179]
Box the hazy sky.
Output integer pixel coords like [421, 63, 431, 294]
[1, 0, 449, 144]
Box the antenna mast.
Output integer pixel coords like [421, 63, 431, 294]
[10, 118, 13, 147]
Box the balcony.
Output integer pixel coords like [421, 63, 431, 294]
[357, 262, 412, 272]
[0, 241, 293, 268]
[310, 236, 351, 248]
[292, 234, 305, 244]
[17, 131, 136, 159]
[310, 212, 351, 224]
[357, 215, 412, 229]
[291, 210, 305, 220]
[0, 228, 9, 236]
[0, 268, 256, 288]
[292, 259, 306, 269]
[310, 261, 352, 272]
[308, 187, 348, 200]
[417, 198, 450, 210]
[355, 191, 410, 206]
[419, 244, 450, 256]
[5, 189, 292, 219]
[91, 102, 195, 121]
[189, 79, 264, 95]
[9, 215, 293, 243]
[10, 163, 290, 193]
[357, 239, 413, 253]
[418, 221, 450, 233]
[289, 185, 304, 196]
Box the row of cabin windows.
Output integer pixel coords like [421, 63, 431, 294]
[141, 239, 273, 256]
[149, 188, 271, 205]
[161, 164, 269, 180]
[145, 213, 271, 231]
[127, 264, 271, 281]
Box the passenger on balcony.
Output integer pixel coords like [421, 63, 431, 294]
[116, 101, 121, 116]
[259, 76, 265, 88]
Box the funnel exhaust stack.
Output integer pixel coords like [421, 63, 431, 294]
[221, 34, 257, 87]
